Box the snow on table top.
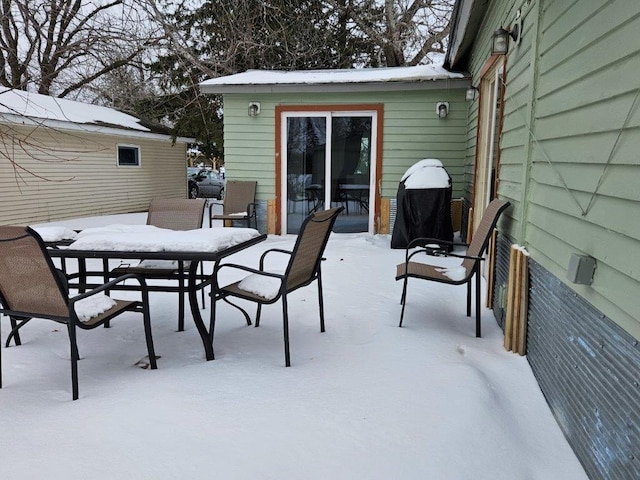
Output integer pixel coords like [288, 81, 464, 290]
[31, 225, 78, 242]
[68, 224, 260, 252]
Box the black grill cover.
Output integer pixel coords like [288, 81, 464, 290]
[391, 176, 453, 249]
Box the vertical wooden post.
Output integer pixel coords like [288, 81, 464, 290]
[511, 251, 523, 350]
[504, 245, 530, 355]
[451, 198, 463, 232]
[504, 246, 517, 351]
[267, 199, 277, 234]
[516, 257, 529, 356]
[380, 198, 390, 234]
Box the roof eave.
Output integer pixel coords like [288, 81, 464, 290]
[444, 0, 489, 72]
[0, 113, 195, 144]
[200, 77, 470, 95]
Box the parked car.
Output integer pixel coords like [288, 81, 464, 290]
[188, 168, 224, 199]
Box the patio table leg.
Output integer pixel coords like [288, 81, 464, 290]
[188, 260, 215, 360]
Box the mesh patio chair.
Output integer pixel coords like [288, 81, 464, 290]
[146, 197, 207, 231]
[110, 198, 206, 331]
[210, 207, 343, 366]
[396, 198, 510, 336]
[209, 181, 257, 229]
[0, 226, 156, 400]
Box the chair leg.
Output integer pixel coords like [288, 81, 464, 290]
[466, 280, 472, 317]
[178, 265, 185, 332]
[282, 294, 290, 367]
[400, 277, 407, 306]
[317, 270, 325, 332]
[11, 316, 22, 345]
[399, 277, 409, 327]
[475, 266, 482, 338]
[221, 297, 252, 326]
[67, 323, 80, 400]
[209, 293, 217, 344]
[255, 304, 262, 327]
[6, 316, 28, 347]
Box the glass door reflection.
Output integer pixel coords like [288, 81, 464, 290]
[286, 116, 326, 234]
[330, 116, 371, 233]
[284, 113, 373, 234]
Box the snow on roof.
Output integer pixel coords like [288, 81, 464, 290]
[0, 87, 149, 132]
[200, 65, 467, 93]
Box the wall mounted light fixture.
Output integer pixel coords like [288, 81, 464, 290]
[492, 11, 522, 55]
[465, 87, 478, 101]
[248, 101, 261, 117]
[436, 102, 449, 118]
[491, 28, 511, 55]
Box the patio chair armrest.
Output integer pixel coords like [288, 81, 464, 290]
[69, 273, 148, 304]
[406, 237, 468, 250]
[445, 252, 485, 261]
[260, 248, 292, 269]
[216, 262, 285, 280]
[405, 237, 469, 262]
[406, 248, 485, 264]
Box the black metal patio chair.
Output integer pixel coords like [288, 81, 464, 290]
[0, 226, 157, 400]
[396, 198, 510, 336]
[209, 181, 258, 229]
[109, 197, 206, 331]
[209, 207, 343, 366]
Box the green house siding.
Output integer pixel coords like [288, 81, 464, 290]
[221, 89, 468, 203]
[460, 0, 640, 337]
[525, 0, 640, 336]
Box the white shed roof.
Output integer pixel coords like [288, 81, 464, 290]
[0, 88, 193, 143]
[200, 65, 468, 94]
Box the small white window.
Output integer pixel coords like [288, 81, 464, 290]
[117, 144, 140, 167]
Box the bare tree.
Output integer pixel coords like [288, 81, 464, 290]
[0, 0, 163, 97]
[328, 0, 454, 66]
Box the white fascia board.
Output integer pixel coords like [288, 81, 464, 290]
[200, 78, 470, 95]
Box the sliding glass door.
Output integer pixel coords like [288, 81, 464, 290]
[283, 111, 375, 234]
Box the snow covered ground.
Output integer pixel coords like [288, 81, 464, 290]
[0, 210, 587, 479]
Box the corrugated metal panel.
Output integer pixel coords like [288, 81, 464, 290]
[389, 198, 397, 234]
[526, 259, 640, 480]
[491, 233, 511, 330]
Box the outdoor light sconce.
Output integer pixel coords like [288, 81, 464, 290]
[436, 102, 449, 118]
[248, 101, 261, 117]
[465, 87, 478, 101]
[491, 28, 512, 55]
[492, 12, 522, 55]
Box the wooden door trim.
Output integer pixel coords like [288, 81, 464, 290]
[275, 104, 384, 235]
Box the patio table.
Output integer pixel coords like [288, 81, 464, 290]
[47, 226, 267, 361]
[338, 183, 370, 214]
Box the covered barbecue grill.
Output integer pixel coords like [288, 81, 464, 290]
[391, 159, 454, 249]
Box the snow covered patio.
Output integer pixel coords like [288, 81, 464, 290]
[0, 212, 587, 479]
